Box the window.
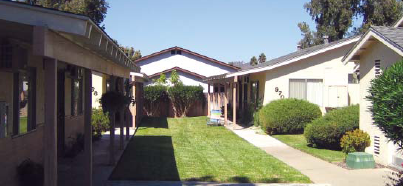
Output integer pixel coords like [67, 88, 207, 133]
[13, 68, 36, 135]
[250, 81, 259, 105]
[171, 50, 182, 55]
[289, 79, 323, 106]
[375, 60, 381, 77]
[71, 68, 83, 116]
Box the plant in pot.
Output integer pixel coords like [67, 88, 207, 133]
[100, 91, 131, 120]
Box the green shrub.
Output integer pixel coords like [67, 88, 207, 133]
[167, 84, 205, 117]
[17, 159, 44, 186]
[304, 105, 359, 150]
[367, 60, 403, 150]
[340, 129, 371, 154]
[144, 85, 168, 116]
[253, 109, 261, 127]
[92, 108, 109, 140]
[259, 99, 322, 134]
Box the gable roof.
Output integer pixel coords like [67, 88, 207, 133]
[135, 46, 240, 70]
[226, 36, 359, 77]
[343, 26, 403, 63]
[149, 66, 206, 79]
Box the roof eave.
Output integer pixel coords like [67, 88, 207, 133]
[0, 1, 138, 71]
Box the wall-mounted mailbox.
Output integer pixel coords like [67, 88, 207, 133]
[0, 101, 9, 138]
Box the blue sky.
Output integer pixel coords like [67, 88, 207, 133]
[104, 0, 314, 63]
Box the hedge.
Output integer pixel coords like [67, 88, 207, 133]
[304, 105, 359, 150]
[168, 84, 205, 117]
[258, 99, 322, 134]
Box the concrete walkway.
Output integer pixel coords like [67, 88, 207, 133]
[58, 127, 136, 186]
[227, 125, 393, 186]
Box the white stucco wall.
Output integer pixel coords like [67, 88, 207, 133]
[137, 51, 237, 86]
[358, 41, 402, 166]
[262, 43, 359, 113]
[92, 72, 104, 109]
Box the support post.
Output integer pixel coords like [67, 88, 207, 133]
[119, 78, 124, 150]
[224, 83, 228, 125]
[109, 76, 116, 165]
[44, 58, 57, 186]
[126, 108, 130, 140]
[233, 76, 237, 129]
[207, 83, 210, 116]
[84, 69, 92, 186]
[212, 84, 216, 110]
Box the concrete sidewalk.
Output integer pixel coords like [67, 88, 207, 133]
[227, 125, 393, 186]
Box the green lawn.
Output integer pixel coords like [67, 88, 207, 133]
[110, 117, 311, 183]
[20, 117, 28, 134]
[272, 134, 345, 163]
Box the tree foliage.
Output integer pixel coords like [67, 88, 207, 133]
[299, 0, 403, 48]
[250, 56, 258, 66]
[122, 46, 142, 61]
[169, 70, 182, 86]
[29, 0, 109, 28]
[367, 60, 403, 150]
[154, 73, 167, 85]
[258, 53, 266, 64]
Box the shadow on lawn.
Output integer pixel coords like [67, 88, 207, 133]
[139, 117, 169, 129]
[109, 135, 179, 181]
[185, 176, 280, 183]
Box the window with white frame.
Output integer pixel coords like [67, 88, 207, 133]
[289, 79, 323, 106]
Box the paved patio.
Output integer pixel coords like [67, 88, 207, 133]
[58, 127, 136, 186]
[227, 124, 394, 186]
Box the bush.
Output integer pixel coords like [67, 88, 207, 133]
[367, 60, 403, 150]
[340, 129, 371, 154]
[258, 99, 322, 134]
[168, 84, 205, 117]
[304, 105, 359, 150]
[17, 159, 44, 186]
[92, 108, 109, 140]
[144, 85, 168, 116]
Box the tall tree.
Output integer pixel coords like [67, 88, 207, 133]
[299, 0, 403, 49]
[34, 0, 109, 27]
[250, 56, 258, 66]
[258, 53, 267, 64]
[122, 46, 142, 61]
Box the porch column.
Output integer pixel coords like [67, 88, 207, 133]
[109, 76, 116, 165]
[233, 76, 237, 129]
[207, 84, 210, 116]
[119, 78, 124, 150]
[131, 80, 137, 128]
[126, 108, 130, 141]
[217, 85, 221, 109]
[84, 69, 93, 186]
[212, 84, 216, 109]
[44, 58, 57, 186]
[224, 83, 228, 125]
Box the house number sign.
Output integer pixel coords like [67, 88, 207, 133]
[275, 87, 285, 99]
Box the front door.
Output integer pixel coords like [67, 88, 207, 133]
[57, 70, 65, 157]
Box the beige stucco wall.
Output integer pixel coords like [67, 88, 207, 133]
[249, 72, 266, 103]
[262, 43, 358, 113]
[358, 41, 402, 166]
